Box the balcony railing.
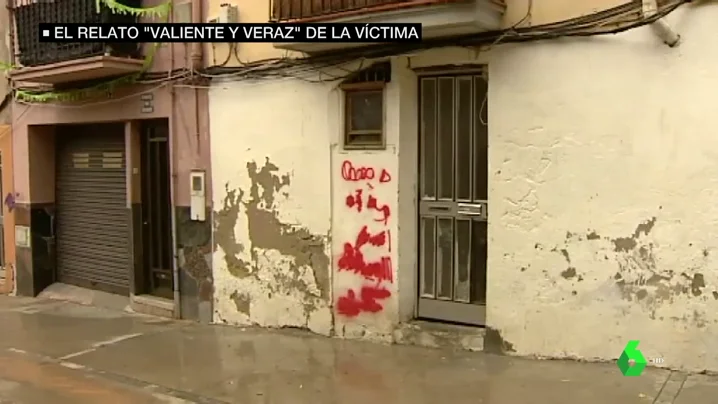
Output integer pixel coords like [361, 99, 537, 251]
[13, 0, 142, 68]
[270, 0, 443, 22]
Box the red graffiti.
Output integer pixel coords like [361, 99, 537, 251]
[338, 163, 394, 318]
[338, 226, 393, 282]
[336, 285, 391, 317]
[341, 160, 392, 183]
[345, 189, 391, 224]
[367, 195, 391, 225]
[342, 160, 374, 181]
[355, 225, 387, 248]
[346, 189, 364, 212]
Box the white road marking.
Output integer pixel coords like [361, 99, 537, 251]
[58, 332, 143, 360]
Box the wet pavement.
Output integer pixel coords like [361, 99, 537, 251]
[0, 295, 715, 403]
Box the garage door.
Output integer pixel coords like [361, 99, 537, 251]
[56, 124, 130, 294]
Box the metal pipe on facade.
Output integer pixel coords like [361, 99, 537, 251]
[651, 18, 680, 47]
[191, 0, 203, 69]
[643, 0, 681, 47]
[169, 185, 181, 318]
[168, 3, 182, 319]
[169, 86, 182, 320]
[6, 0, 16, 67]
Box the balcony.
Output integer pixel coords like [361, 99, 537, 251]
[271, 0, 506, 53]
[10, 0, 144, 84]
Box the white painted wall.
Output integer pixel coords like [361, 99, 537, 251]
[486, 3, 718, 372]
[210, 67, 409, 339]
[210, 1, 718, 372]
[210, 78, 335, 334]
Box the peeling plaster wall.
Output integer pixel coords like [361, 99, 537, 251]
[208, 3, 718, 368]
[486, 4, 718, 372]
[209, 63, 410, 338]
[210, 79, 335, 334]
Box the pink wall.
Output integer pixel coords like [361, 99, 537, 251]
[12, 83, 211, 207]
[141, 0, 191, 74]
[0, 125, 15, 294]
[10, 0, 211, 208]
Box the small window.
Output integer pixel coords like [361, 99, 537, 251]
[340, 61, 390, 150]
[343, 83, 385, 149]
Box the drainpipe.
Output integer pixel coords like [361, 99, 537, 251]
[190, 0, 203, 158]
[169, 84, 182, 319]
[5, 0, 15, 67]
[190, 0, 203, 70]
[170, 178, 181, 319]
[643, 0, 680, 47]
[168, 2, 181, 319]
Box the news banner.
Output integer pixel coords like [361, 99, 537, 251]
[39, 23, 422, 43]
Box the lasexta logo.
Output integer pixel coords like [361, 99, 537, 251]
[617, 340, 648, 376]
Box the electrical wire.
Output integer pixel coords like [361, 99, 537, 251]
[216, 42, 235, 67]
[12, 0, 691, 105]
[15, 81, 171, 109]
[136, 69, 191, 84]
[200, 0, 690, 83]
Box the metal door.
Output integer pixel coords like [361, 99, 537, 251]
[56, 124, 131, 295]
[140, 121, 173, 299]
[417, 72, 489, 326]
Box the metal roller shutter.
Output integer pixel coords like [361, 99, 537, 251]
[56, 125, 130, 294]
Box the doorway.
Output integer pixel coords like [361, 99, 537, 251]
[417, 72, 489, 326]
[140, 120, 173, 299]
[55, 124, 130, 294]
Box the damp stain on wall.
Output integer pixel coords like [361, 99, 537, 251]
[214, 157, 331, 329]
[534, 213, 715, 329]
[607, 218, 712, 319]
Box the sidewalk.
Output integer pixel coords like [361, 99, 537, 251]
[0, 295, 714, 404]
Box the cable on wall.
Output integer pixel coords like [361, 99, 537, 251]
[11, 0, 692, 105]
[199, 0, 690, 83]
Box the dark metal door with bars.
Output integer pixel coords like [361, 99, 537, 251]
[418, 73, 489, 326]
[140, 121, 173, 299]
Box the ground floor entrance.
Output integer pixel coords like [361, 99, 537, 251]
[54, 121, 174, 298]
[55, 123, 131, 294]
[11, 85, 211, 322]
[417, 71, 489, 326]
[139, 120, 173, 299]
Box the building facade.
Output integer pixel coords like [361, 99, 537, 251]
[208, 0, 718, 373]
[0, 3, 15, 295]
[6, 0, 212, 321]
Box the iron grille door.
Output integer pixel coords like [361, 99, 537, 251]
[417, 73, 489, 326]
[56, 124, 131, 295]
[140, 121, 173, 299]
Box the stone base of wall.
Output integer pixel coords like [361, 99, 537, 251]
[392, 321, 486, 352]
